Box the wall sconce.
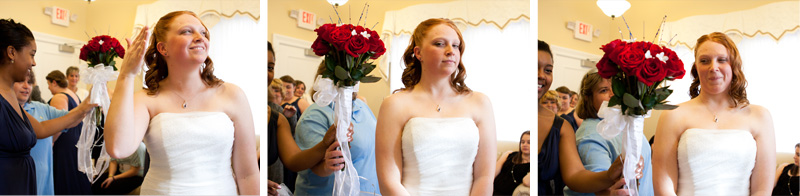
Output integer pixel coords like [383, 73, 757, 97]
[596, 0, 630, 19]
[327, 0, 348, 7]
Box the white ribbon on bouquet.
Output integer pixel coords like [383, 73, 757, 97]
[76, 64, 117, 183]
[313, 75, 361, 196]
[596, 100, 649, 196]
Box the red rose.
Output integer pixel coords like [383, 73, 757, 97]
[311, 37, 331, 56]
[601, 39, 626, 54]
[369, 40, 386, 59]
[87, 41, 101, 52]
[647, 43, 662, 55]
[662, 48, 685, 79]
[596, 55, 619, 78]
[637, 58, 668, 86]
[615, 46, 646, 76]
[329, 26, 353, 50]
[110, 39, 125, 58]
[345, 34, 369, 57]
[101, 41, 112, 53]
[79, 45, 89, 61]
[315, 24, 336, 43]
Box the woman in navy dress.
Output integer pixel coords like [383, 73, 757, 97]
[0, 18, 94, 195]
[46, 70, 92, 194]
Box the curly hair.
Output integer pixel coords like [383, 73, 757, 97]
[143, 11, 222, 95]
[689, 32, 748, 108]
[398, 18, 470, 94]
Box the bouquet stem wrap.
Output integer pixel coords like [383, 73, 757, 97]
[313, 76, 361, 196]
[597, 101, 648, 196]
[77, 64, 117, 183]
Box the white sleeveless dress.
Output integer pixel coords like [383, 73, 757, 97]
[401, 117, 480, 196]
[677, 129, 756, 196]
[141, 112, 238, 195]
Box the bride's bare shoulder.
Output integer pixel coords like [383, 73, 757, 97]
[658, 99, 696, 123]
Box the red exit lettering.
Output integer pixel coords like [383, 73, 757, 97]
[302, 12, 314, 24]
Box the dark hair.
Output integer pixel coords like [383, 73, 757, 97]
[538, 40, 553, 59]
[399, 18, 470, 94]
[512, 131, 531, 164]
[280, 75, 295, 85]
[576, 70, 604, 119]
[690, 32, 748, 108]
[294, 80, 305, 88]
[555, 86, 571, 97]
[46, 70, 68, 88]
[0, 19, 35, 65]
[268, 41, 274, 56]
[66, 66, 80, 75]
[793, 143, 800, 176]
[144, 11, 222, 95]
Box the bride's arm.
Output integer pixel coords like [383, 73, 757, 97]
[470, 92, 496, 196]
[106, 27, 152, 159]
[750, 105, 776, 196]
[375, 95, 410, 196]
[225, 83, 259, 195]
[652, 109, 681, 196]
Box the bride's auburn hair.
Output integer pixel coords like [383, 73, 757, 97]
[689, 32, 748, 108]
[399, 18, 470, 94]
[144, 10, 222, 95]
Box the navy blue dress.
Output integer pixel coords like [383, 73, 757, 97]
[50, 92, 92, 194]
[0, 93, 37, 194]
[538, 116, 565, 195]
[560, 109, 578, 132]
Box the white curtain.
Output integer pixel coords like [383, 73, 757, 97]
[207, 14, 268, 136]
[667, 30, 800, 153]
[388, 20, 533, 142]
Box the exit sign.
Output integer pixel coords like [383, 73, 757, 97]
[51, 6, 70, 27]
[574, 21, 592, 42]
[297, 9, 316, 30]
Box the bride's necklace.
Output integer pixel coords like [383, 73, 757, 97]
[172, 91, 193, 109]
[702, 100, 724, 123]
[436, 103, 441, 112]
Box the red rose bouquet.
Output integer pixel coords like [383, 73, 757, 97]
[79, 35, 125, 70]
[311, 23, 384, 87]
[595, 38, 685, 196]
[596, 39, 685, 115]
[309, 4, 385, 195]
[76, 35, 124, 183]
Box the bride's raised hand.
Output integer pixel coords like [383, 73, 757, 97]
[120, 26, 151, 77]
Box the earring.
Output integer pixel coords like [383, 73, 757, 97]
[10, 60, 14, 64]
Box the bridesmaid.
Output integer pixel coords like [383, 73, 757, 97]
[0, 18, 94, 195]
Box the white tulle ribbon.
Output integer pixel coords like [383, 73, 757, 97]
[77, 64, 117, 183]
[312, 75, 361, 196]
[596, 101, 649, 196]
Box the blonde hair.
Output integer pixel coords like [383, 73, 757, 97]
[541, 90, 561, 111]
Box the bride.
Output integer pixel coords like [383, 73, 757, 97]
[652, 32, 775, 195]
[375, 18, 496, 195]
[105, 11, 259, 195]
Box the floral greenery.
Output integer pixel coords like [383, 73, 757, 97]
[79, 35, 125, 71]
[311, 23, 385, 87]
[596, 39, 686, 116]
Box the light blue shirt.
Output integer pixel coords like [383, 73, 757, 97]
[24, 101, 68, 195]
[564, 118, 654, 196]
[293, 99, 381, 195]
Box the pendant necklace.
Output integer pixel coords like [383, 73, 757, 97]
[703, 101, 719, 123]
[436, 104, 441, 112]
[172, 91, 190, 109]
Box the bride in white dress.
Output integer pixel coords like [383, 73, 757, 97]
[105, 11, 259, 195]
[375, 18, 497, 195]
[653, 32, 775, 196]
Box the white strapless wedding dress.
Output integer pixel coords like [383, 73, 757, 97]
[677, 129, 756, 196]
[401, 117, 479, 196]
[141, 112, 238, 195]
